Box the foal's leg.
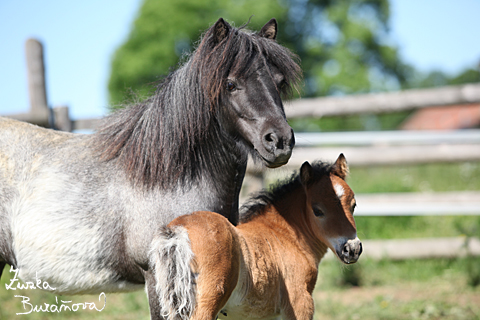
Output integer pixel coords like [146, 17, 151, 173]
[283, 293, 315, 320]
[189, 242, 240, 320]
[144, 269, 165, 320]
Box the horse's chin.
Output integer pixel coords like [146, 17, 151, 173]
[257, 151, 292, 168]
[264, 159, 289, 169]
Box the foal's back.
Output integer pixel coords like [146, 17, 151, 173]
[165, 203, 316, 320]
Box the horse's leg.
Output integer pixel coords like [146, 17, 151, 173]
[190, 250, 239, 320]
[283, 293, 314, 320]
[144, 269, 164, 320]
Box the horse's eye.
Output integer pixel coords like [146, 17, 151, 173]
[226, 81, 237, 92]
[313, 207, 324, 217]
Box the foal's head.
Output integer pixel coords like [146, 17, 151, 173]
[300, 154, 362, 264]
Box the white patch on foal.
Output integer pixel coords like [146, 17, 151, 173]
[334, 184, 344, 200]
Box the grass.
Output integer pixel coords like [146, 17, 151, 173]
[314, 257, 480, 320]
[347, 162, 480, 194]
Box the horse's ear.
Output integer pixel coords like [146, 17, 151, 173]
[332, 153, 349, 180]
[259, 18, 277, 40]
[213, 18, 231, 44]
[300, 161, 313, 186]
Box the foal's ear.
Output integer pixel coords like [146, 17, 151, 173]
[300, 161, 313, 186]
[213, 18, 231, 44]
[259, 18, 277, 40]
[332, 153, 349, 180]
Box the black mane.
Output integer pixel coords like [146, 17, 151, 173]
[239, 161, 334, 223]
[94, 20, 301, 189]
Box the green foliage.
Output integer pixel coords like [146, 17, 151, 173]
[278, 0, 409, 97]
[348, 162, 480, 194]
[289, 111, 412, 132]
[108, 0, 286, 106]
[108, 0, 479, 135]
[407, 67, 480, 90]
[108, 0, 412, 107]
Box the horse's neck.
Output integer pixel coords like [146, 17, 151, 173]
[201, 152, 246, 224]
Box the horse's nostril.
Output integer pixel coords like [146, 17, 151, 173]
[263, 132, 280, 151]
[265, 133, 275, 143]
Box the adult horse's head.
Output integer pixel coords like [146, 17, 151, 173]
[194, 18, 302, 168]
[96, 18, 302, 191]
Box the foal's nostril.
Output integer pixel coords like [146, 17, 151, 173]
[342, 245, 350, 256]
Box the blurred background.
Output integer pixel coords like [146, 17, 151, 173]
[1, 0, 480, 319]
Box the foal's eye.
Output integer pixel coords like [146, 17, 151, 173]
[226, 81, 237, 92]
[313, 207, 324, 217]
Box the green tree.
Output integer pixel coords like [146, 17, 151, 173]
[407, 67, 480, 89]
[277, 0, 410, 97]
[108, 0, 286, 106]
[108, 0, 411, 106]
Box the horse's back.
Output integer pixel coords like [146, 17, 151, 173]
[0, 117, 82, 179]
[0, 117, 75, 149]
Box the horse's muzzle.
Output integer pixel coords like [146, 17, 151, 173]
[338, 238, 363, 264]
[261, 128, 295, 168]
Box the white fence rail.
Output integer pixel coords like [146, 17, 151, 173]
[294, 130, 480, 147]
[286, 83, 480, 118]
[355, 191, 480, 216]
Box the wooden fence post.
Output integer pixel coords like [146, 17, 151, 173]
[53, 105, 73, 132]
[25, 38, 50, 127]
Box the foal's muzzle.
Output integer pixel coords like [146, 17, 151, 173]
[338, 238, 363, 264]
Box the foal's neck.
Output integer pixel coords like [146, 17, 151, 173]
[271, 189, 329, 265]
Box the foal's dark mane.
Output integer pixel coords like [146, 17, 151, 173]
[94, 21, 301, 189]
[239, 161, 334, 223]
